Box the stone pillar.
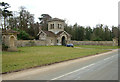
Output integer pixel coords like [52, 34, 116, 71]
[113, 38, 118, 46]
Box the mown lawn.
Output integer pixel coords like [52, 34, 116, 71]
[2, 45, 118, 73]
[75, 45, 119, 49]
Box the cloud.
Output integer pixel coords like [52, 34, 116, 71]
[1, 0, 119, 27]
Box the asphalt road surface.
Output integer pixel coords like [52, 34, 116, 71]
[2, 49, 119, 80]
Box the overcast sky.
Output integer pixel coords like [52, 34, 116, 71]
[1, 0, 119, 28]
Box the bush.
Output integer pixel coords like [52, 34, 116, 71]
[2, 43, 8, 51]
[17, 30, 30, 40]
[28, 36, 35, 40]
[83, 39, 89, 41]
[13, 29, 35, 40]
[93, 37, 102, 41]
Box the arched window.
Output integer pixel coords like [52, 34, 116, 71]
[59, 24, 62, 29]
[50, 24, 54, 29]
[52, 24, 54, 29]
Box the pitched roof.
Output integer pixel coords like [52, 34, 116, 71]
[48, 18, 64, 22]
[2, 29, 19, 34]
[38, 30, 56, 37]
[38, 30, 71, 37]
[43, 31, 56, 37]
[57, 31, 71, 37]
[56, 31, 64, 36]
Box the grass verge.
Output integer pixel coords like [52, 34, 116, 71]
[2, 45, 116, 73]
[75, 45, 119, 49]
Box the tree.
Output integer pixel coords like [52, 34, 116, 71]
[8, 6, 37, 39]
[72, 23, 78, 40]
[17, 6, 35, 38]
[104, 25, 112, 41]
[18, 6, 32, 31]
[85, 26, 92, 40]
[112, 26, 118, 38]
[8, 11, 19, 29]
[78, 26, 85, 41]
[33, 22, 41, 39]
[91, 24, 105, 41]
[38, 14, 52, 31]
[64, 24, 72, 34]
[0, 2, 13, 28]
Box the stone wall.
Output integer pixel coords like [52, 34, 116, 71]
[70, 41, 117, 46]
[17, 40, 46, 47]
[17, 40, 118, 47]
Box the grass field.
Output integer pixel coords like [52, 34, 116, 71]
[2, 45, 118, 73]
[76, 45, 119, 49]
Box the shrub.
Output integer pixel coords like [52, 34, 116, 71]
[28, 36, 35, 40]
[2, 43, 8, 51]
[17, 30, 30, 40]
[13, 29, 35, 40]
[93, 37, 102, 41]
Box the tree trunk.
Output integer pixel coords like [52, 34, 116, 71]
[4, 17, 6, 28]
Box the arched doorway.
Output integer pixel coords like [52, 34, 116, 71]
[61, 36, 66, 46]
[10, 36, 15, 47]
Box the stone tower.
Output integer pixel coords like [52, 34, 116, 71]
[38, 18, 71, 46]
[48, 18, 65, 34]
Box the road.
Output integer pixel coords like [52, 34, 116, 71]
[2, 49, 118, 80]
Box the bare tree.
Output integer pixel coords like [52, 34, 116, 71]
[38, 14, 52, 31]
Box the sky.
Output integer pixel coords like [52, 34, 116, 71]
[1, 0, 119, 28]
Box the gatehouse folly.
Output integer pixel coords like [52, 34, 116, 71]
[2, 29, 18, 51]
[38, 18, 71, 46]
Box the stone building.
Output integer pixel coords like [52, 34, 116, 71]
[2, 29, 19, 51]
[37, 18, 71, 46]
